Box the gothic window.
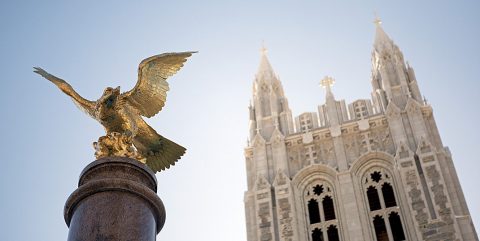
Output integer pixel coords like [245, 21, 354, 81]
[389, 212, 406, 241]
[371, 171, 382, 182]
[367, 186, 381, 211]
[304, 181, 341, 241]
[382, 183, 397, 208]
[363, 168, 406, 241]
[373, 215, 388, 241]
[313, 184, 324, 195]
[323, 196, 336, 221]
[308, 199, 321, 224]
[312, 228, 323, 241]
[327, 225, 340, 241]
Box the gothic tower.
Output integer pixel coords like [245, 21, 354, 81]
[243, 20, 478, 241]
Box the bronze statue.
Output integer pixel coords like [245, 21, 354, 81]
[34, 52, 195, 172]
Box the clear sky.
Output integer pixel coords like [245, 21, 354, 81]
[0, 1, 479, 240]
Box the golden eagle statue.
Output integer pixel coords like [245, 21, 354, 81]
[34, 52, 195, 173]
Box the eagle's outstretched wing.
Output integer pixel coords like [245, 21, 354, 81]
[33, 67, 97, 119]
[121, 52, 196, 118]
[133, 119, 186, 172]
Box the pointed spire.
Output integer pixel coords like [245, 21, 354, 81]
[373, 14, 394, 52]
[256, 43, 275, 81]
[260, 41, 268, 55]
[250, 45, 294, 139]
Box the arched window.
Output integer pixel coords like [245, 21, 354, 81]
[363, 168, 406, 241]
[312, 228, 323, 241]
[389, 212, 406, 241]
[327, 225, 340, 241]
[373, 215, 388, 241]
[367, 186, 381, 211]
[308, 199, 321, 224]
[304, 181, 341, 241]
[382, 183, 397, 208]
[323, 196, 336, 221]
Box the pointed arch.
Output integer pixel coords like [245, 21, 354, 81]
[293, 164, 342, 241]
[352, 152, 409, 241]
[311, 228, 323, 241]
[367, 186, 381, 211]
[381, 183, 397, 208]
[349, 151, 395, 176]
[327, 225, 340, 241]
[292, 164, 337, 187]
[373, 215, 389, 241]
[322, 196, 336, 221]
[389, 212, 406, 241]
[308, 199, 321, 224]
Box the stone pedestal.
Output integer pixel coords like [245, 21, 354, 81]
[64, 157, 165, 241]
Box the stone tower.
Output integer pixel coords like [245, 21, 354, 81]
[243, 20, 478, 241]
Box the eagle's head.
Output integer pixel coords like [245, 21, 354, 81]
[100, 86, 120, 109]
[96, 86, 121, 121]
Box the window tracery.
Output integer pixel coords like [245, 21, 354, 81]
[363, 168, 406, 241]
[304, 181, 340, 241]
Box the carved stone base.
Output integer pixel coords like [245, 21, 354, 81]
[93, 132, 145, 163]
[64, 157, 165, 241]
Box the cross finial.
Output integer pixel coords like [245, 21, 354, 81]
[260, 41, 268, 56]
[373, 12, 382, 27]
[320, 76, 335, 89]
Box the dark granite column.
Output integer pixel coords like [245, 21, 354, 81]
[64, 157, 165, 241]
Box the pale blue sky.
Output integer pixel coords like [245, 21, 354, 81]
[0, 1, 479, 240]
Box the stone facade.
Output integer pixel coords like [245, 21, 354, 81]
[243, 22, 478, 241]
